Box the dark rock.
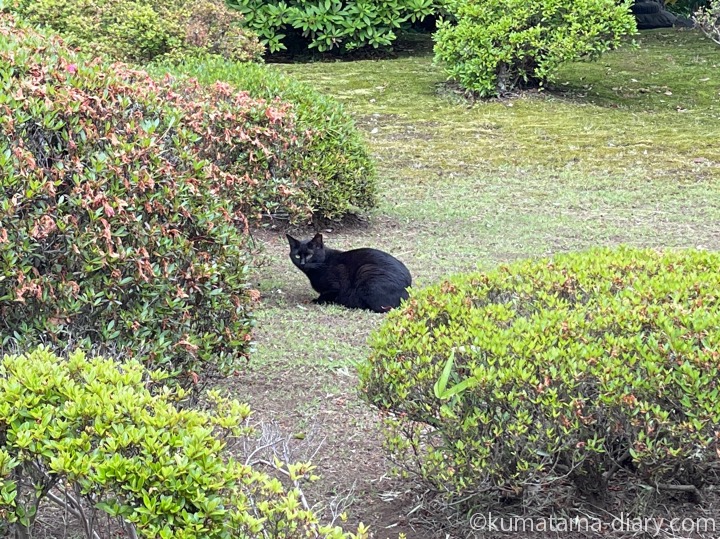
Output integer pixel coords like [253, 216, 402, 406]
[631, 2, 662, 15]
[630, 0, 695, 30]
[635, 10, 678, 29]
[673, 16, 695, 28]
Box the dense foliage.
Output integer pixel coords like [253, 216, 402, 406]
[152, 57, 377, 221]
[227, 0, 440, 53]
[433, 0, 637, 96]
[360, 247, 720, 511]
[0, 347, 367, 539]
[0, 14, 314, 377]
[668, 0, 710, 16]
[694, 0, 720, 45]
[6, 0, 264, 63]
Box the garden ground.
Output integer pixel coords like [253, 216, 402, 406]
[226, 29, 720, 538]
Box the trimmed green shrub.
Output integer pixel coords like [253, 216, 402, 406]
[0, 14, 318, 377]
[360, 247, 720, 512]
[0, 347, 368, 538]
[433, 0, 637, 97]
[151, 57, 377, 222]
[227, 0, 441, 53]
[6, 0, 265, 63]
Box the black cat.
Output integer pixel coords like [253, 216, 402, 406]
[286, 233, 412, 313]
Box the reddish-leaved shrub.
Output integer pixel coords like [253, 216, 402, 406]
[0, 14, 311, 379]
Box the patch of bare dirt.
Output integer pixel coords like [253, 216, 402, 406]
[223, 364, 430, 539]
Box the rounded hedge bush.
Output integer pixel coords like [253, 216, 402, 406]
[433, 0, 637, 96]
[0, 14, 317, 377]
[6, 0, 265, 64]
[151, 57, 377, 222]
[0, 347, 366, 538]
[360, 247, 720, 511]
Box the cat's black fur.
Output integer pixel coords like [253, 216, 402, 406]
[286, 233, 412, 313]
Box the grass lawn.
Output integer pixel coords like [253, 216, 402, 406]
[217, 29, 720, 537]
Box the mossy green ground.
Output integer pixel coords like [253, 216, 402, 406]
[229, 29, 720, 535]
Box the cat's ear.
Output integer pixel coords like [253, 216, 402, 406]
[311, 233, 323, 248]
[286, 234, 299, 248]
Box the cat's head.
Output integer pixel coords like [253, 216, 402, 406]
[286, 233, 325, 269]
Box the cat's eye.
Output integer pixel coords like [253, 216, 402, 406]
[294, 254, 301, 259]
